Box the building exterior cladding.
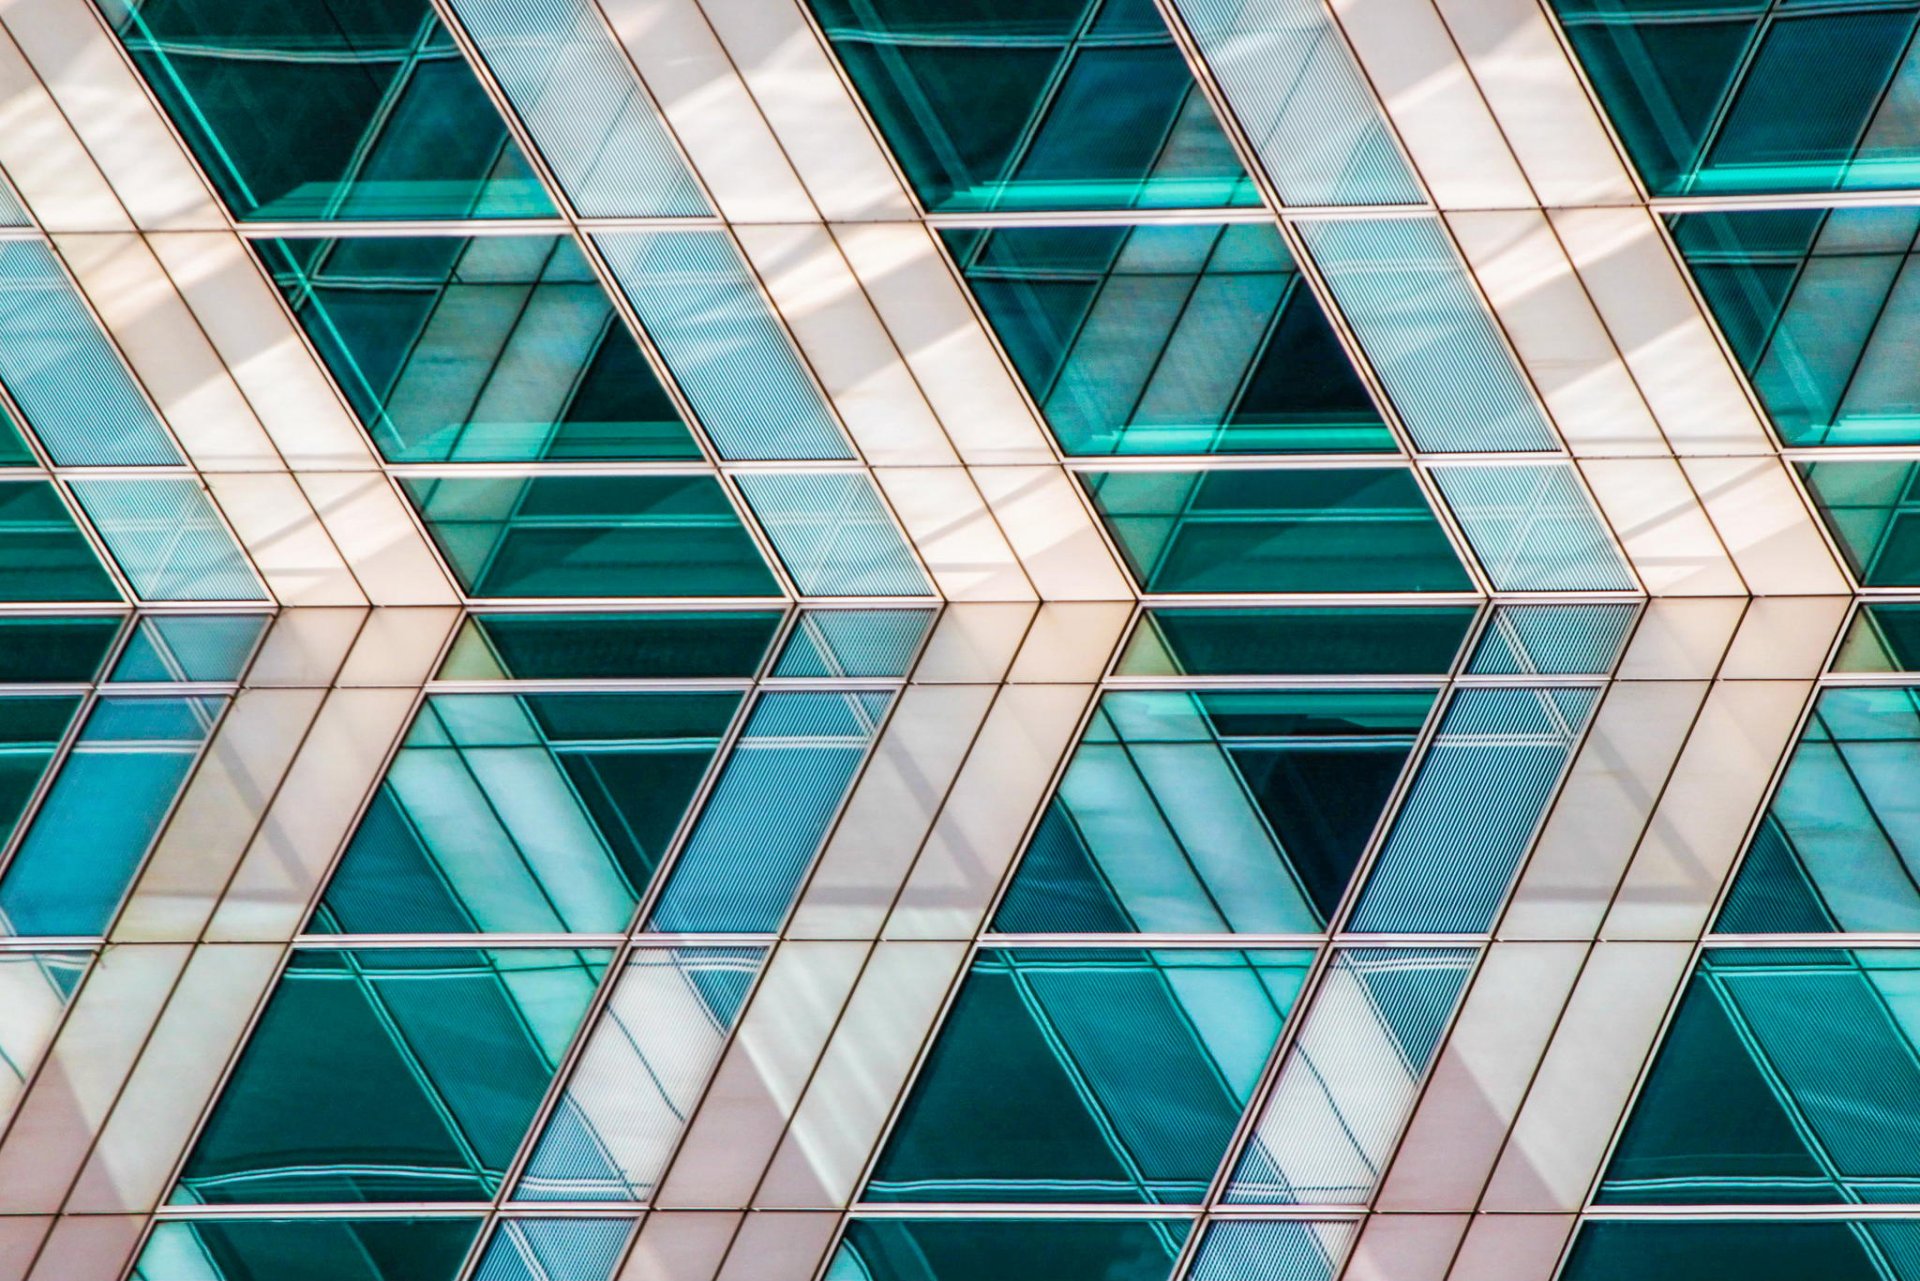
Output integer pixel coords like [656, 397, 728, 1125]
[0, 0, 1908, 1278]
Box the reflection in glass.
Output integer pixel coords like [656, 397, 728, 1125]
[0, 480, 120, 603]
[438, 611, 784, 681]
[0, 616, 120, 683]
[1835, 603, 1920, 673]
[1115, 606, 1475, 678]
[1563, 1218, 1920, 1281]
[1465, 603, 1637, 677]
[68, 478, 266, 602]
[0, 696, 81, 852]
[131, 1217, 483, 1281]
[771, 609, 936, 679]
[1801, 459, 1920, 586]
[470, 1218, 637, 1281]
[1429, 464, 1635, 592]
[109, 614, 268, 684]
[1186, 1219, 1358, 1281]
[735, 472, 931, 597]
[827, 1218, 1191, 1281]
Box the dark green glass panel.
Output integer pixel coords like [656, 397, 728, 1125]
[438, 611, 784, 680]
[400, 474, 781, 598]
[1671, 207, 1920, 445]
[101, 0, 555, 220]
[175, 948, 608, 1204]
[1799, 459, 1920, 586]
[1562, 1221, 1895, 1281]
[0, 405, 32, 466]
[131, 1218, 483, 1281]
[864, 948, 1310, 1204]
[1835, 603, 1920, 672]
[828, 1219, 1190, 1281]
[994, 690, 1434, 933]
[0, 615, 120, 682]
[806, 0, 1256, 211]
[0, 480, 120, 602]
[1551, 1, 1920, 196]
[946, 223, 1390, 455]
[259, 236, 698, 462]
[311, 692, 740, 934]
[0, 696, 81, 855]
[1115, 606, 1475, 676]
[1083, 468, 1473, 594]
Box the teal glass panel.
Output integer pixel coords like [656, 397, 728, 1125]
[993, 690, 1435, 934]
[0, 952, 91, 1114]
[805, 0, 1257, 212]
[516, 947, 763, 1200]
[312, 692, 741, 935]
[771, 608, 935, 678]
[1837, 603, 1920, 672]
[0, 695, 224, 937]
[98, 0, 555, 220]
[174, 947, 608, 1204]
[647, 690, 892, 932]
[1562, 1219, 1920, 1281]
[131, 1217, 484, 1281]
[1083, 468, 1474, 594]
[0, 480, 120, 603]
[447, 0, 708, 217]
[68, 478, 266, 602]
[0, 697, 80, 863]
[0, 405, 34, 466]
[1717, 687, 1920, 934]
[1801, 459, 1920, 586]
[945, 223, 1391, 455]
[1465, 603, 1637, 677]
[1224, 948, 1474, 1204]
[0, 240, 180, 465]
[1673, 207, 1920, 446]
[595, 231, 850, 461]
[1168, 0, 1420, 206]
[827, 1219, 1191, 1281]
[109, 615, 267, 683]
[1186, 1220, 1358, 1281]
[734, 472, 930, 597]
[1347, 686, 1598, 934]
[438, 611, 784, 680]
[1430, 464, 1635, 592]
[471, 1219, 635, 1281]
[1598, 948, 1920, 1204]
[260, 235, 699, 463]
[1297, 217, 1555, 452]
[1114, 607, 1475, 677]
[865, 948, 1312, 1204]
[400, 474, 782, 599]
[1549, 0, 1920, 196]
[0, 616, 120, 683]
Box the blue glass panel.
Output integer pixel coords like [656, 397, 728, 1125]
[68, 478, 266, 602]
[1346, 686, 1598, 934]
[131, 1217, 484, 1281]
[0, 695, 224, 936]
[1116, 607, 1475, 677]
[735, 472, 930, 597]
[438, 611, 784, 680]
[471, 1218, 635, 1281]
[0, 240, 179, 465]
[1431, 464, 1635, 592]
[109, 614, 267, 683]
[1185, 1220, 1357, 1281]
[595, 231, 850, 460]
[1465, 603, 1637, 677]
[1800, 459, 1920, 586]
[0, 480, 120, 603]
[772, 608, 935, 678]
[1562, 1219, 1919, 1281]
[648, 690, 892, 932]
[828, 1219, 1191, 1281]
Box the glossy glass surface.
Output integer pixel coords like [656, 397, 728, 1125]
[1116, 606, 1474, 677]
[1837, 603, 1920, 672]
[260, 235, 700, 463]
[68, 478, 266, 602]
[174, 948, 609, 1204]
[0, 616, 120, 683]
[1083, 468, 1474, 594]
[734, 472, 931, 597]
[1794, 459, 1920, 586]
[827, 1219, 1191, 1281]
[109, 614, 267, 683]
[470, 1219, 636, 1281]
[1562, 1219, 1919, 1281]
[437, 611, 784, 680]
[945, 223, 1391, 455]
[1186, 1220, 1358, 1281]
[1429, 464, 1636, 592]
[0, 481, 120, 603]
[0, 697, 81, 869]
[865, 948, 1311, 1204]
[771, 608, 936, 678]
[100, 0, 555, 220]
[131, 1218, 484, 1281]
[1464, 603, 1638, 677]
[806, 0, 1257, 212]
[993, 690, 1435, 933]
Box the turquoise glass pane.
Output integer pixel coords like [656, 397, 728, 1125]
[1563, 1220, 1920, 1281]
[438, 611, 784, 680]
[312, 692, 741, 934]
[1083, 468, 1474, 594]
[0, 240, 180, 465]
[1430, 464, 1635, 592]
[1835, 603, 1920, 672]
[98, 0, 555, 220]
[68, 478, 266, 602]
[0, 480, 120, 602]
[0, 404, 34, 465]
[993, 690, 1434, 934]
[1114, 607, 1475, 677]
[805, 0, 1257, 212]
[109, 614, 267, 683]
[0, 695, 224, 937]
[1186, 1220, 1358, 1281]
[1224, 948, 1474, 1204]
[647, 690, 892, 932]
[0, 616, 120, 683]
[0, 696, 82, 854]
[1465, 603, 1637, 677]
[771, 608, 935, 678]
[827, 1219, 1191, 1281]
[1346, 686, 1598, 934]
[131, 1218, 484, 1281]
[1599, 948, 1920, 1204]
[734, 472, 931, 597]
[865, 948, 1311, 1204]
[515, 947, 763, 1200]
[175, 947, 609, 1204]
[400, 474, 782, 598]
[1550, 0, 1920, 196]
[259, 236, 699, 463]
[1800, 459, 1920, 586]
[945, 223, 1391, 455]
[471, 1219, 635, 1281]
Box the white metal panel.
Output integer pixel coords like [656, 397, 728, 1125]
[293, 472, 461, 606]
[970, 466, 1134, 603]
[1342, 1212, 1469, 1281]
[1578, 458, 1744, 596]
[0, 23, 124, 231]
[200, 473, 364, 607]
[1444, 1213, 1578, 1281]
[712, 1211, 842, 1281]
[239, 607, 365, 689]
[1680, 455, 1851, 596]
[871, 467, 1032, 602]
[616, 1212, 741, 1281]
[21, 1212, 141, 1281]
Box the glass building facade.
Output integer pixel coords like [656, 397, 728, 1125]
[0, 1, 1894, 1280]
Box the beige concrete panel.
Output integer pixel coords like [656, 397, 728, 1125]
[970, 467, 1133, 602]
[617, 1212, 741, 1281]
[1680, 455, 1850, 597]
[1578, 459, 1743, 597]
[241, 607, 364, 689]
[1445, 1213, 1577, 1281]
[0, 1217, 49, 1281]
[909, 603, 1032, 685]
[0, 23, 123, 230]
[1719, 595, 1850, 680]
[870, 467, 1033, 603]
[294, 472, 460, 606]
[332, 606, 461, 688]
[201, 473, 364, 607]
[1004, 601, 1132, 684]
[1613, 596, 1743, 682]
[23, 1211, 140, 1281]
[1343, 1212, 1469, 1281]
[713, 1210, 841, 1281]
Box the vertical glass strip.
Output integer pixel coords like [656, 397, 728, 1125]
[67, 478, 266, 602]
[735, 472, 931, 597]
[1430, 464, 1635, 593]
